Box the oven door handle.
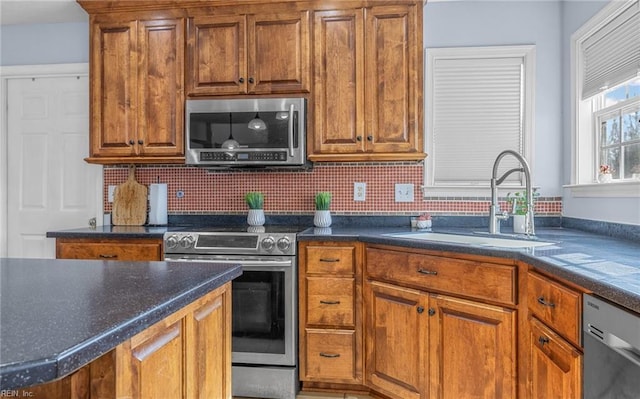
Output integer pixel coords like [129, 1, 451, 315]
[606, 333, 640, 368]
[165, 257, 293, 268]
[287, 103, 294, 157]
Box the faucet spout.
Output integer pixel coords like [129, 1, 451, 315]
[489, 150, 535, 236]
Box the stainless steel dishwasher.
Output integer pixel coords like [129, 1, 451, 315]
[583, 294, 640, 399]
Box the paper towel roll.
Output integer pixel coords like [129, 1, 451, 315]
[148, 183, 168, 225]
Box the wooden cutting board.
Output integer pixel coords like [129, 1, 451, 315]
[112, 165, 147, 226]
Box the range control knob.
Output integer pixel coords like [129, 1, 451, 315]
[261, 236, 276, 252]
[179, 235, 195, 249]
[277, 237, 291, 252]
[165, 234, 179, 249]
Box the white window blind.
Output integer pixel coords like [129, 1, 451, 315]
[582, 0, 640, 100]
[426, 46, 534, 188]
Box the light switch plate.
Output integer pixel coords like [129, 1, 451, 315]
[395, 183, 414, 202]
[354, 182, 366, 201]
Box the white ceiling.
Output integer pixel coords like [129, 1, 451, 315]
[0, 0, 88, 26]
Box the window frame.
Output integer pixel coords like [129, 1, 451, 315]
[568, 0, 640, 198]
[423, 45, 536, 197]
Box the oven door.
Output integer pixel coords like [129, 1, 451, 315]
[164, 254, 297, 367]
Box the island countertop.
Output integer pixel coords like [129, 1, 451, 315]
[0, 258, 242, 390]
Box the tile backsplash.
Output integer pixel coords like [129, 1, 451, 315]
[103, 163, 561, 216]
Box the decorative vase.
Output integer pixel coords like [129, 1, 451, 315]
[247, 209, 265, 226]
[513, 214, 527, 234]
[416, 219, 431, 229]
[598, 173, 612, 183]
[314, 210, 332, 228]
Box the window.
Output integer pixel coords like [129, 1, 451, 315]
[424, 45, 535, 194]
[571, 0, 640, 192]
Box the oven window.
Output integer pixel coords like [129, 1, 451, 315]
[232, 270, 286, 355]
[189, 111, 298, 150]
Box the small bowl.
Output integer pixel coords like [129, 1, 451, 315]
[416, 219, 432, 229]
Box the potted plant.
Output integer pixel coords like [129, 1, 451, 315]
[314, 192, 332, 228]
[506, 189, 538, 233]
[598, 164, 613, 183]
[244, 192, 265, 226]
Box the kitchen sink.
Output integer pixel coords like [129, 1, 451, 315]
[384, 231, 555, 248]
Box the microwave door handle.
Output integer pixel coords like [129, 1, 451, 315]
[288, 103, 294, 157]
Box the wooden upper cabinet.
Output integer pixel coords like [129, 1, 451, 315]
[311, 4, 424, 162]
[87, 16, 185, 164]
[187, 11, 310, 96]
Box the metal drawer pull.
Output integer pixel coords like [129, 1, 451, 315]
[320, 300, 341, 305]
[537, 297, 556, 308]
[319, 352, 340, 358]
[418, 268, 438, 275]
[538, 336, 550, 346]
[319, 258, 340, 262]
[99, 254, 118, 259]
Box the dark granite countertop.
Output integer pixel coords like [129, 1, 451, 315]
[46, 225, 180, 239]
[0, 258, 242, 390]
[298, 226, 640, 315]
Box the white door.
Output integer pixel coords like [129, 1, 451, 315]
[5, 74, 101, 258]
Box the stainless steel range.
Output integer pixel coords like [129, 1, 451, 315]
[164, 226, 299, 399]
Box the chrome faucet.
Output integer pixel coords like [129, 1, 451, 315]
[489, 150, 535, 236]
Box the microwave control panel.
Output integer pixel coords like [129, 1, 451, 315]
[200, 151, 288, 162]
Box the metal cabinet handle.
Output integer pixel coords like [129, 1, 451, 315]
[356, 136, 362, 141]
[128, 140, 135, 145]
[99, 254, 118, 259]
[417, 306, 424, 314]
[418, 268, 438, 276]
[537, 297, 556, 308]
[319, 258, 340, 263]
[319, 352, 340, 358]
[248, 77, 255, 84]
[138, 140, 143, 145]
[239, 77, 244, 83]
[320, 300, 341, 305]
[367, 135, 373, 141]
[538, 336, 550, 346]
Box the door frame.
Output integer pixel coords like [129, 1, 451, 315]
[0, 63, 103, 257]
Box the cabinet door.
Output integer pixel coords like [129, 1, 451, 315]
[313, 9, 365, 155]
[187, 15, 247, 95]
[429, 294, 516, 399]
[248, 11, 310, 94]
[528, 317, 582, 399]
[365, 280, 427, 399]
[90, 19, 138, 158]
[365, 5, 422, 155]
[185, 288, 232, 399]
[122, 320, 186, 399]
[138, 19, 185, 157]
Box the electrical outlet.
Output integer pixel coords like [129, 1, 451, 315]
[108, 185, 116, 203]
[395, 183, 414, 202]
[354, 182, 366, 201]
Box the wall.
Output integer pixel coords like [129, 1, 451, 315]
[0, 22, 89, 66]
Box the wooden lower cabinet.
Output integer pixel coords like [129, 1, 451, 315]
[55, 238, 163, 261]
[365, 280, 516, 399]
[429, 294, 516, 399]
[527, 317, 582, 399]
[25, 282, 232, 399]
[365, 280, 427, 399]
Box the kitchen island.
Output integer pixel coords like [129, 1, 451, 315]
[0, 257, 241, 396]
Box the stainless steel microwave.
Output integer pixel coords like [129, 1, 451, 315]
[185, 98, 306, 167]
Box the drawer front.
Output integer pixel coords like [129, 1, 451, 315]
[57, 242, 162, 261]
[366, 247, 516, 305]
[306, 246, 355, 275]
[306, 277, 355, 327]
[304, 329, 357, 382]
[528, 272, 581, 345]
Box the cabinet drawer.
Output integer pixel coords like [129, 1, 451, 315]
[304, 329, 357, 382]
[528, 271, 581, 346]
[306, 246, 355, 274]
[57, 239, 162, 261]
[306, 277, 355, 327]
[366, 247, 516, 305]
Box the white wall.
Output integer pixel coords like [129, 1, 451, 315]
[0, 22, 88, 66]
